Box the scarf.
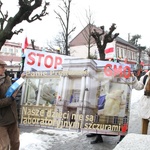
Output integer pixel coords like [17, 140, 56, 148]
[0, 74, 5, 86]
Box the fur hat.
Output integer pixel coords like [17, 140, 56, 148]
[0, 59, 7, 65]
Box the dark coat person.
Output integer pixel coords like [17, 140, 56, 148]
[0, 59, 21, 150]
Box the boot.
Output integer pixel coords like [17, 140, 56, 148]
[90, 134, 103, 144]
[86, 133, 97, 137]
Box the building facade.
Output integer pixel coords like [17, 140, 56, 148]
[69, 24, 138, 70]
[0, 41, 41, 77]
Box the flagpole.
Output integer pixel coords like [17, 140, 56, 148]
[21, 56, 25, 73]
[21, 37, 28, 73]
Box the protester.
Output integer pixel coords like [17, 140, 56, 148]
[0, 59, 25, 150]
[132, 70, 150, 134]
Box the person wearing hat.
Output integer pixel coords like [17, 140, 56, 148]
[0, 59, 21, 150]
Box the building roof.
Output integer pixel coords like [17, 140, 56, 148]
[116, 37, 138, 49]
[69, 24, 102, 47]
[69, 24, 138, 50]
[3, 40, 41, 50]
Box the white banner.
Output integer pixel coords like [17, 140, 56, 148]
[24, 49, 69, 71]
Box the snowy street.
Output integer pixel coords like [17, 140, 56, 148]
[20, 126, 119, 150]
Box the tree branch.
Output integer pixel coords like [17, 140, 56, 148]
[0, 1, 8, 30]
[91, 23, 119, 60]
[14, 29, 23, 35]
[0, 0, 49, 49]
[27, 2, 49, 22]
[54, 10, 66, 31]
[68, 27, 76, 36]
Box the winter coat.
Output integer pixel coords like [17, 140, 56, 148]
[0, 75, 18, 126]
[132, 71, 150, 119]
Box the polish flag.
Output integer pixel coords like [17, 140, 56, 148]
[22, 37, 29, 54]
[105, 47, 114, 59]
[105, 47, 114, 53]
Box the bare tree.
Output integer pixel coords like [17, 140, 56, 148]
[0, 0, 49, 50]
[145, 48, 150, 70]
[129, 34, 146, 63]
[128, 34, 141, 46]
[54, 0, 76, 55]
[79, 8, 96, 59]
[91, 23, 119, 60]
[47, 32, 65, 54]
[128, 34, 146, 78]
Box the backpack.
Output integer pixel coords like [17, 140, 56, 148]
[143, 74, 150, 96]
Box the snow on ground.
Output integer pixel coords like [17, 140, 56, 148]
[114, 133, 150, 150]
[20, 129, 81, 150]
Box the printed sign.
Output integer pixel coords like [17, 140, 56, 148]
[24, 49, 70, 71]
[20, 49, 132, 136]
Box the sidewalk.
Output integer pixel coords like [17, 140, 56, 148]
[20, 126, 120, 150]
[50, 134, 120, 150]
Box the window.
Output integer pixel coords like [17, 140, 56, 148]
[2, 47, 7, 53]
[70, 90, 80, 103]
[118, 48, 121, 58]
[121, 49, 124, 58]
[122, 49, 125, 58]
[131, 51, 133, 60]
[116, 47, 119, 58]
[9, 48, 13, 54]
[14, 48, 18, 53]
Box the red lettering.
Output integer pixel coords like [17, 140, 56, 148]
[104, 64, 131, 78]
[27, 52, 36, 65]
[54, 57, 62, 69]
[123, 66, 131, 78]
[114, 65, 122, 77]
[44, 55, 53, 68]
[104, 64, 113, 76]
[37, 53, 44, 66]
[26, 51, 63, 69]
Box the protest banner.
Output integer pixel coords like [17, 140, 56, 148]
[20, 49, 132, 136]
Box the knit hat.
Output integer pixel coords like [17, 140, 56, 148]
[0, 59, 7, 65]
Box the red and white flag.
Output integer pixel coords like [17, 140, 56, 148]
[105, 47, 114, 59]
[104, 41, 115, 59]
[22, 37, 29, 54]
[105, 47, 114, 54]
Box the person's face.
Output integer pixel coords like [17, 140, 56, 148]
[0, 65, 6, 75]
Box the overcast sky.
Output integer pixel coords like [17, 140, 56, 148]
[2, 0, 150, 48]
